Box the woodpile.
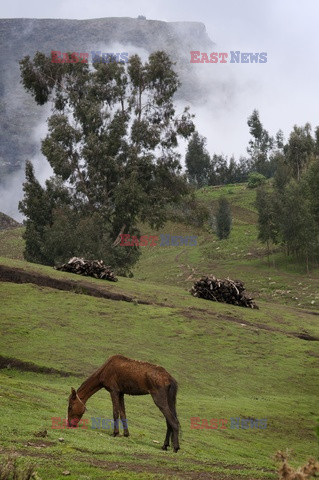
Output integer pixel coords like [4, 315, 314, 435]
[190, 275, 258, 309]
[55, 257, 118, 282]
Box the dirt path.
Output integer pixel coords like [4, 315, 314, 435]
[0, 446, 275, 480]
[0, 264, 150, 305]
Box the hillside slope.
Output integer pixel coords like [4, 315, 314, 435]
[0, 256, 318, 479]
[1, 184, 319, 310]
[0, 182, 319, 478]
[0, 211, 21, 229]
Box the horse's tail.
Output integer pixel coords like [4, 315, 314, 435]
[168, 378, 182, 438]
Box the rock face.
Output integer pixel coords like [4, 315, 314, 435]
[0, 17, 214, 181]
[0, 212, 22, 229]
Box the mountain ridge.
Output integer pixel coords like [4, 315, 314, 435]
[0, 16, 214, 182]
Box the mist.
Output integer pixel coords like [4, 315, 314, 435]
[1, 0, 318, 221]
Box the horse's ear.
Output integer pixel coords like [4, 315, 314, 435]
[71, 387, 77, 399]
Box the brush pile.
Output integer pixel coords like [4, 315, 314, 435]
[55, 257, 118, 282]
[275, 450, 319, 479]
[191, 275, 258, 309]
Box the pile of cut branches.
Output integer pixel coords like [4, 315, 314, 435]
[191, 275, 258, 309]
[55, 257, 118, 282]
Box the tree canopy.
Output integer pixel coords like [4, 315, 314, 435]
[19, 51, 195, 272]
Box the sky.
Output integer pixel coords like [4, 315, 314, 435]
[2, 0, 319, 157]
[1, 0, 319, 219]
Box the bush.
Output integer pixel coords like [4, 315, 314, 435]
[216, 196, 232, 239]
[247, 172, 267, 189]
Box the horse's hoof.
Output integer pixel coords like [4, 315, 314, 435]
[124, 432, 130, 437]
[173, 447, 180, 453]
[162, 445, 168, 451]
[112, 432, 119, 437]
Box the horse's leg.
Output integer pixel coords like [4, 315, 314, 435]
[151, 389, 180, 452]
[110, 391, 120, 437]
[119, 393, 129, 437]
[162, 419, 172, 450]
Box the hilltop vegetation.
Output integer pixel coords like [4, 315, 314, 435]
[0, 17, 213, 180]
[1, 179, 319, 478]
[185, 111, 319, 272]
[0, 212, 21, 230]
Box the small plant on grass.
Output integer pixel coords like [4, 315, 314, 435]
[274, 450, 319, 479]
[0, 454, 40, 480]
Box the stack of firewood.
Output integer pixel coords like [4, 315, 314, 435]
[55, 257, 118, 282]
[191, 275, 258, 309]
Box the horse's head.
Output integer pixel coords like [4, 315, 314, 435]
[67, 387, 86, 427]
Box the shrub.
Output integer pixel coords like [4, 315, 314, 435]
[247, 172, 267, 189]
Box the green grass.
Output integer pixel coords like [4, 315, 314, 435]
[132, 184, 319, 310]
[0, 276, 318, 478]
[0, 183, 318, 478]
[0, 227, 25, 260]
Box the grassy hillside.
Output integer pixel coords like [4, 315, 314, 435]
[134, 184, 319, 310]
[0, 184, 318, 479]
[0, 226, 24, 260]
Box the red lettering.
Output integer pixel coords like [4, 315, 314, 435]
[190, 51, 200, 63]
[139, 235, 148, 247]
[51, 417, 62, 429]
[148, 236, 158, 246]
[70, 418, 78, 428]
[130, 235, 140, 246]
[51, 51, 61, 63]
[219, 52, 228, 63]
[79, 418, 89, 429]
[190, 417, 202, 429]
[201, 418, 209, 429]
[61, 52, 71, 64]
[70, 52, 80, 63]
[120, 234, 132, 246]
[79, 53, 89, 63]
[209, 418, 219, 429]
[209, 52, 218, 63]
[200, 53, 210, 63]
[219, 419, 228, 429]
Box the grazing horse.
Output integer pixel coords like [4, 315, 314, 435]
[67, 354, 180, 452]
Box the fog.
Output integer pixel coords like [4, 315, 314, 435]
[0, 119, 52, 222]
[1, 0, 318, 221]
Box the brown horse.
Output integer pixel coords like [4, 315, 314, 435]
[67, 354, 180, 452]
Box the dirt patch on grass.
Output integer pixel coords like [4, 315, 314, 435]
[77, 456, 268, 480]
[0, 355, 78, 377]
[24, 440, 56, 448]
[0, 447, 273, 479]
[296, 332, 319, 341]
[301, 310, 319, 316]
[0, 264, 150, 305]
[181, 308, 319, 341]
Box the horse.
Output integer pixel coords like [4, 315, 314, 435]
[67, 354, 180, 452]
